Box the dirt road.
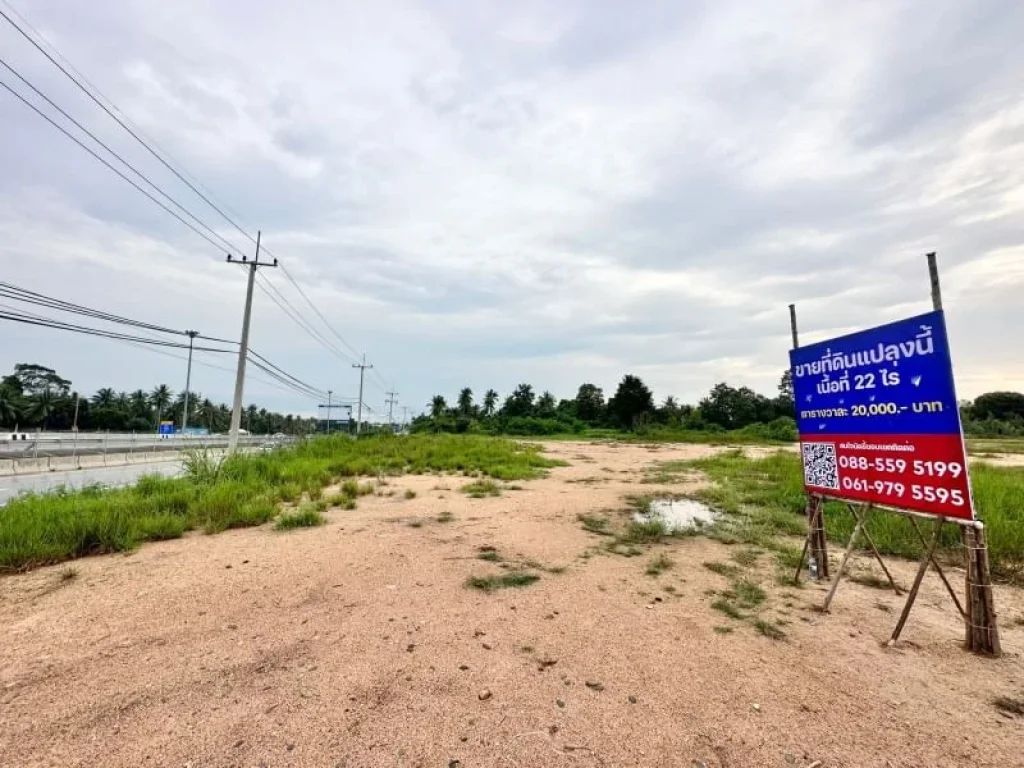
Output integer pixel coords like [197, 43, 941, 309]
[1, 441, 1021, 767]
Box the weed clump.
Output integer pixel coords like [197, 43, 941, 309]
[465, 572, 541, 592]
[275, 506, 326, 531]
[462, 479, 502, 498]
[645, 553, 674, 576]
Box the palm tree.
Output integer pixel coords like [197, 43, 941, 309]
[482, 389, 498, 417]
[92, 388, 116, 408]
[129, 389, 149, 417]
[430, 395, 447, 419]
[0, 387, 23, 427]
[150, 384, 173, 427]
[457, 387, 474, 417]
[27, 387, 56, 429]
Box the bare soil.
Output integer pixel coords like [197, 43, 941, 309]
[1, 440, 1022, 768]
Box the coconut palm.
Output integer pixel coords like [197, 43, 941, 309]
[482, 389, 498, 417]
[429, 395, 447, 419]
[150, 384, 173, 427]
[27, 387, 56, 428]
[0, 387, 23, 427]
[457, 387, 474, 417]
[92, 388, 116, 408]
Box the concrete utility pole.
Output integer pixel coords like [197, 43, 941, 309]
[385, 388, 399, 425]
[226, 231, 277, 451]
[326, 390, 333, 434]
[352, 353, 373, 435]
[181, 329, 198, 434]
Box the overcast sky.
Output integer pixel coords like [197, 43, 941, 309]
[1, 0, 1022, 418]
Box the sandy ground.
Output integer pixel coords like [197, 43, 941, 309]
[1, 440, 1022, 768]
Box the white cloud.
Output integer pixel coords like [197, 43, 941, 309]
[1, 0, 1022, 418]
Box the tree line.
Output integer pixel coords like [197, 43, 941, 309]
[0, 363, 318, 435]
[412, 373, 799, 438]
[414, 372, 1024, 439]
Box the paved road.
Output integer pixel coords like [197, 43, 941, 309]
[0, 435, 270, 459]
[0, 460, 184, 506]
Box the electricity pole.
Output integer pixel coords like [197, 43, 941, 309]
[401, 405, 409, 430]
[326, 390, 333, 434]
[385, 388, 399, 425]
[181, 329, 198, 434]
[226, 231, 277, 451]
[352, 354, 373, 435]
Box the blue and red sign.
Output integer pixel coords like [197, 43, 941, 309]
[789, 310, 974, 521]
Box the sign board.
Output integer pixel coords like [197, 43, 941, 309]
[158, 421, 175, 436]
[789, 309, 974, 521]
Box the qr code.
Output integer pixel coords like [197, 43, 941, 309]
[802, 442, 838, 490]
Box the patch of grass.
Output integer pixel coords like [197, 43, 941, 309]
[407, 519, 424, 528]
[731, 547, 760, 567]
[404, 489, 417, 500]
[274, 506, 326, 531]
[465, 572, 541, 592]
[437, 510, 454, 523]
[622, 518, 667, 544]
[713, 625, 734, 634]
[577, 513, 612, 535]
[732, 579, 767, 607]
[0, 435, 562, 572]
[993, 696, 1024, 716]
[59, 565, 77, 581]
[686, 450, 1024, 583]
[704, 561, 742, 578]
[752, 618, 786, 640]
[505, 484, 524, 491]
[477, 549, 502, 562]
[849, 571, 898, 590]
[462, 479, 502, 498]
[874, 601, 892, 612]
[711, 597, 745, 620]
[645, 553, 674, 576]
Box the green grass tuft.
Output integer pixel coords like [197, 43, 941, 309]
[461, 479, 502, 497]
[437, 510, 454, 523]
[465, 572, 541, 592]
[274, 506, 326, 531]
[711, 597, 745, 620]
[752, 617, 786, 640]
[577, 513, 611, 535]
[645, 553, 674, 576]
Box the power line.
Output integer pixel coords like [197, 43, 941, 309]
[252, 271, 358, 365]
[1, 2, 392, 400]
[0, 77, 234, 257]
[0, 281, 241, 347]
[0, 56, 245, 258]
[0, 0, 254, 232]
[0, 289, 324, 402]
[0, 3, 256, 248]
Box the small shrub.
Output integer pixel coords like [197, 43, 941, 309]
[404, 489, 417, 500]
[407, 519, 423, 528]
[713, 625, 734, 634]
[59, 566, 78, 581]
[274, 507, 326, 531]
[477, 549, 502, 562]
[341, 480, 360, 498]
[437, 510, 454, 523]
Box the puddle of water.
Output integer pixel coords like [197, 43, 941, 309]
[634, 498, 715, 532]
